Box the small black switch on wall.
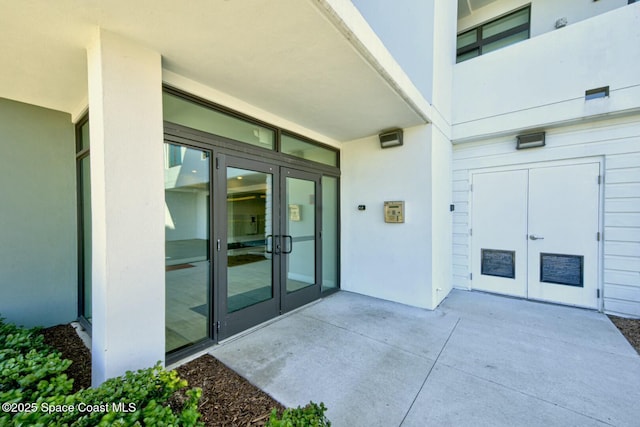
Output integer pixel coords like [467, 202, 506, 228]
[358, 205, 366, 211]
[450, 204, 455, 212]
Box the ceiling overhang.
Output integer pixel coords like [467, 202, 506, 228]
[0, 0, 430, 142]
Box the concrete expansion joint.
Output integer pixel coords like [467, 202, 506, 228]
[446, 364, 617, 427]
[398, 317, 461, 426]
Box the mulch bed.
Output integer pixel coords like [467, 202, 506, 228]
[41, 325, 92, 392]
[172, 355, 285, 426]
[40, 324, 284, 426]
[608, 315, 640, 355]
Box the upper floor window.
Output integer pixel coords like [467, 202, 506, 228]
[457, 6, 531, 63]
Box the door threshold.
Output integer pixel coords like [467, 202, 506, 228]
[217, 298, 324, 346]
[470, 289, 600, 312]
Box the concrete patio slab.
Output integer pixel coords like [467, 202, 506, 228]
[401, 364, 611, 427]
[210, 290, 640, 426]
[213, 309, 435, 426]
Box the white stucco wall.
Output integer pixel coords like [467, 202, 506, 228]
[87, 30, 165, 385]
[341, 125, 436, 308]
[0, 98, 76, 327]
[453, 3, 640, 141]
[351, 0, 435, 103]
[430, 126, 453, 307]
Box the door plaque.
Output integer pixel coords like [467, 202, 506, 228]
[481, 249, 516, 279]
[540, 253, 584, 287]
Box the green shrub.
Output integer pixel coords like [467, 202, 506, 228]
[0, 317, 203, 426]
[266, 401, 331, 427]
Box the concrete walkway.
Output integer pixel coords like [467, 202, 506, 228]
[210, 290, 640, 426]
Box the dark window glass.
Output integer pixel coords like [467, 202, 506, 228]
[163, 92, 275, 150]
[457, 6, 530, 63]
[281, 134, 338, 167]
[76, 116, 92, 323]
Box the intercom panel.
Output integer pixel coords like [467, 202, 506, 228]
[384, 201, 404, 223]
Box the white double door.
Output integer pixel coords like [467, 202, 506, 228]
[471, 161, 601, 309]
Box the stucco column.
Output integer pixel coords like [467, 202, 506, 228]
[87, 29, 165, 386]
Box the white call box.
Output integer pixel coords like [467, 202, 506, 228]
[384, 201, 405, 223]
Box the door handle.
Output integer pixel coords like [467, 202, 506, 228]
[266, 235, 273, 254]
[529, 235, 544, 240]
[283, 235, 293, 254]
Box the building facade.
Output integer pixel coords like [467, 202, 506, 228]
[1, 0, 638, 385]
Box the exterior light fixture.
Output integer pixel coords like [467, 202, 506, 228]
[585, 86, 609, 100]
[516, 132, 546, 150]
[379, 129, 403, 149]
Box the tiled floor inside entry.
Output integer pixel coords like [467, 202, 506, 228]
[210, 290, 640, 427]
[166, 260, 209, 351]
[166, 252, 310, 351]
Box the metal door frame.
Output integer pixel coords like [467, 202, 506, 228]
[216, 154, 282, 339]
[469, 156, 604, 310]
[279, 167, 323, 313]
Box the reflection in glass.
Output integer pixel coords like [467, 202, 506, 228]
[483, 30, 529, 54]
[286, 177, 315, 293]
[456, 30, 477, 49]
[163, 93, 275, 150]
[80, 156, 92, 320]
[76, 118, 92, 322]
[281, 134, 338, 167]
[165, 143, 210, 353]
[322, 176, 338, 291]
[482, 8, 529, 39]
[227, 167, 273, 312]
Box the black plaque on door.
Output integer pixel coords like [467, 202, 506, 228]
[481, 249, 515, 279]
[540, 253, 584, 287]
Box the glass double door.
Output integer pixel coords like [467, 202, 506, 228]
[218, 155, 320, 338]
[165, 141, 334, 354]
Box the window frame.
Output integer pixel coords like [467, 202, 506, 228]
[75, 113, 92, 333]
[457, 6, 531, 63]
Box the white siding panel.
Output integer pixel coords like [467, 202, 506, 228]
[453, 243, 467, 256]
[452, 255, 468, 271]
[604, 228, 640, 242]
[607, 153, 640, 170]
[605, 256, 640, 272]
[605, 213, 640, 228]
[605, 270, 640, 286]
[452, 191, 468, 202]
[453, 115, 640, 317]
[604, 241, 640, 258]
[452, 170, 468, 181]
[454, 138, 640, 171]
[452, 180, 469, 192]
[606, 168, 640, 184]
[605, 183, 640, 198]
[606, 284, 640, 302]
[454, 202, 468, 213]
[453, 223, 469, 235]
[453, 214, 467, 224]
[604, 298, 640, 318]
[453, 234, 468, 246]
[605, 198, 640, 213]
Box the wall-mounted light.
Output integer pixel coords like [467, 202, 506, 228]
[379, 129, 403, 149]
[585, 86, 609, 100]
[516, 132, 546, 150]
